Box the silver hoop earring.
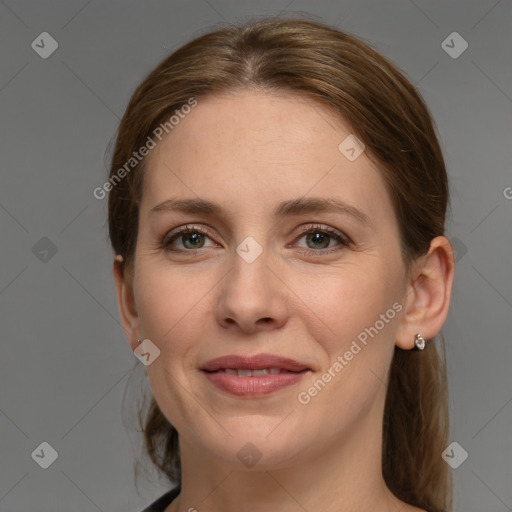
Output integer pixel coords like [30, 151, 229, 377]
[414, 333, 426, 350]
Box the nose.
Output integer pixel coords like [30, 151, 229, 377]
[215, 247, 289, 334]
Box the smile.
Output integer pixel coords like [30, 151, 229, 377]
[219, 368, 294, 376]
[200, 353, 311, 397]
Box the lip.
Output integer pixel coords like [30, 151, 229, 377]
[200, 353, 311, 397]
[200, 354, 310, 372]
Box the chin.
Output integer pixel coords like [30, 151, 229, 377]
[197, 421, 309, 470]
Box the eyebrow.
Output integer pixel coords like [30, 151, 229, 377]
[150, 197, 372, 226]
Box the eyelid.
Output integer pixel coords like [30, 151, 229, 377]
[293, 223, 352, 245]
[161, 224, 217, 248]
[161, 222, 352, 254]
[288, 223, 351, 256]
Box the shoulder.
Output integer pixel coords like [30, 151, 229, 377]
[140, 486, 180, 512]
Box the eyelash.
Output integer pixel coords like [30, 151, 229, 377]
[160, 224, 351, 257]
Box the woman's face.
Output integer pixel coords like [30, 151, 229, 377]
[129, 89, 412, 468]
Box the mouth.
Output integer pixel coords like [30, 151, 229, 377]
[200, 354, 311, 397]
[210, 367, 300, 377]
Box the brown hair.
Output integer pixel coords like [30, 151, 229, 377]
[109, 16, 451, 512]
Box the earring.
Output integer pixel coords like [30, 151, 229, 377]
[414, 333, 426, 350]
[136, 339, 149, 376]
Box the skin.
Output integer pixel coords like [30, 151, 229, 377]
[114, 89, 455, 512]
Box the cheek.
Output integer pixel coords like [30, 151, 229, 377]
[296, 262, 403, 405]
[294, 267, 401, 419]
[296, 263, 400, 350]
[134, 266, 209, 423]
[133, 264, 208, 355]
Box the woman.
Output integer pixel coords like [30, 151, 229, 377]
[108, 17, 455, 512]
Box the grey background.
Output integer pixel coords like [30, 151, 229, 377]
[1, 0, 511, 511]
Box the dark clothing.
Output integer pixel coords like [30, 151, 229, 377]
[141, 486, 180, 512]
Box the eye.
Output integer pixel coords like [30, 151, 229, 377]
[161, 225, 217, 252]
[160, 223, 351, 256]
[294, 224, 351, 256]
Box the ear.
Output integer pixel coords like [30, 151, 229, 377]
[113, 255, 142, 352]
[395, 236, 455, 349]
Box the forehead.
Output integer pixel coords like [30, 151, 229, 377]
[140, 89, 394, 225]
